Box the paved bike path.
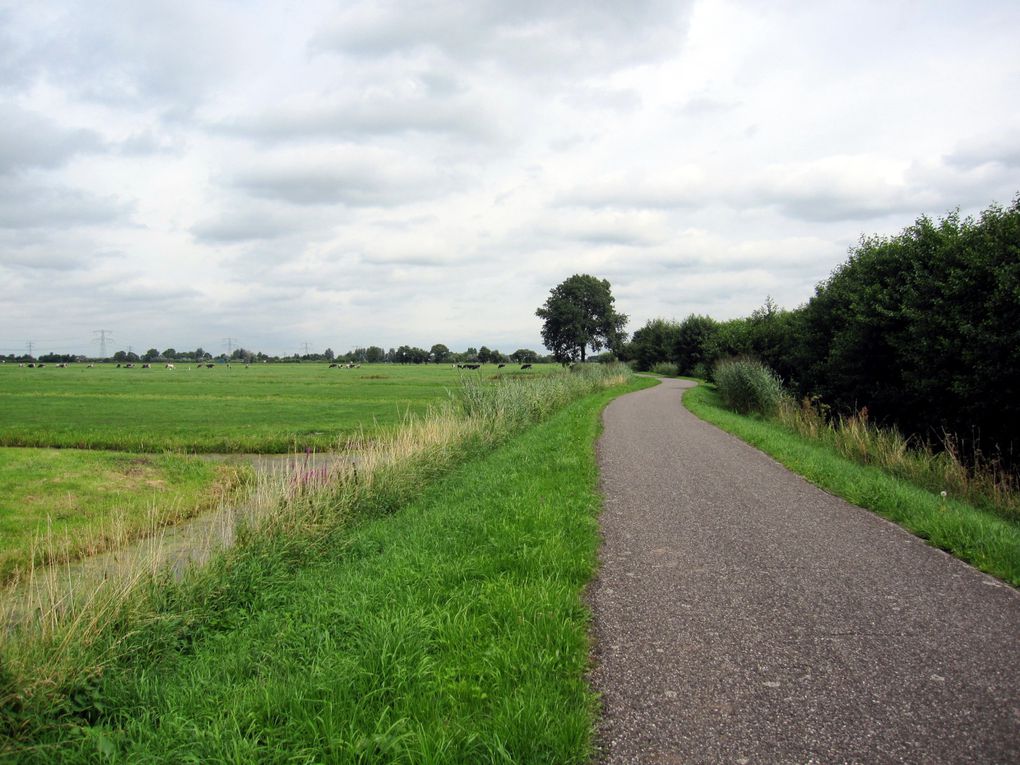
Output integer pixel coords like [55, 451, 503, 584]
[589, 378, 1019, 763]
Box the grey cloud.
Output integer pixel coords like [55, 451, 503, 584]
[312, 0, 693, 77]
[192, 215, 296, 244]
[97, 280, 199, 304]
[4, 1, 233, 110]
[530, 214, 667, 249]
[758, 190, 921, 223]
[946, 134, 1020, 170]
[560, 85, 643, 114]
[0, 242, 84, 271]
[190, 206, 331, 245]
[557, 177, 708, 211]
[0, 180, 130, 230]
[113, 130, 182, 156]
[231, 152, 443, 207]
[359, 251, 462, 267]
[744, 158, 928, 223]
[676, 95, 740, 116]
[0, 106, 103, 174]
[222, 88, 501, 144]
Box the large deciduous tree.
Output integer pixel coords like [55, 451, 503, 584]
[430, 344, 450, 363]
[536, 274, 628, 363]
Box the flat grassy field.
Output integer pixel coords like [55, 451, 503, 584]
[0, 363, 551, 453]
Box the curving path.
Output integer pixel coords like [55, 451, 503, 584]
[589, 378, 1020, 764]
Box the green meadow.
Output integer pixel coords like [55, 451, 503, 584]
[0, 363, 552, 583]
[0, 362, 552, 453]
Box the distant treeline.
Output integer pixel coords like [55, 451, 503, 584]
[2, 345, 549, 366]
[624, 195, 1020, 466]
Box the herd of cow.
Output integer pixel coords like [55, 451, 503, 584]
[17, 362, 238, 369]
[455, 363, 533, 369]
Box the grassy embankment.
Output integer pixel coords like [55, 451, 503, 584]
[684, 384, 1020, 586]
[0, 449, 244, 584]
[3, 367, 652, 762]
[0, 363, 555, 453]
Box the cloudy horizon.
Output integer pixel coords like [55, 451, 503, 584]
[2, 0, 1018, 358]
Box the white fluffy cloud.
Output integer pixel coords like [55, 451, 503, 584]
[1, 0, 1018, 357]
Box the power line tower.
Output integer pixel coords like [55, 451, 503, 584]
[223, 337, 238, 357]
[26, 340, 33, 358]
[301, 342, 311, 356]
[93, 329, 113, 359]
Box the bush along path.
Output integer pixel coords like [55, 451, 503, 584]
[590, 378, 1020, 763]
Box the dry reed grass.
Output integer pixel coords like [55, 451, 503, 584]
[776, 396, 1020, 522]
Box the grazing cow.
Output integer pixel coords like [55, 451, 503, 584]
[87, 363, 94, 368]
[497, 363, 506, 369]
[18, 363, 24, 367]
[27, 363, 35, 368]
[206, 363, 214, 368]
[329, 363, 338, 368]
[521, 363, 532, 369]
[57, 363, 67, 368]
[142, 363, 151, 368]
[165, 363, 175, 370]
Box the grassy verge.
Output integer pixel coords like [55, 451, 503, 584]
[2, 368, 652, 761]
[684, 384, 1020, 586]
[0, 449, 244, 584]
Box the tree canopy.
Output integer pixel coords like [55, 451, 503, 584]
[536, 274, 628, 363]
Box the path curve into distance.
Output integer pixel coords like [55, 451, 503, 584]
[589, 378, 1019, 764]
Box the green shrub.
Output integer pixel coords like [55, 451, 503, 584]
[713, 358, 785, 416]
[650, 361, 678, 377]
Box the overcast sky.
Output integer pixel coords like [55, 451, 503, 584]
[1, 0, 1017, 357]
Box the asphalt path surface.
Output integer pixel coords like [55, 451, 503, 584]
[589, 378, 1019, 764]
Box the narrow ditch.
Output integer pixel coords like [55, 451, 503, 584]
[2, 452, 354, 629]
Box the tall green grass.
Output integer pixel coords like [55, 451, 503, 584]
[2, 365, 641, 761]
[684, 384, 1020, 586]
[712, 357, 784, 416]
